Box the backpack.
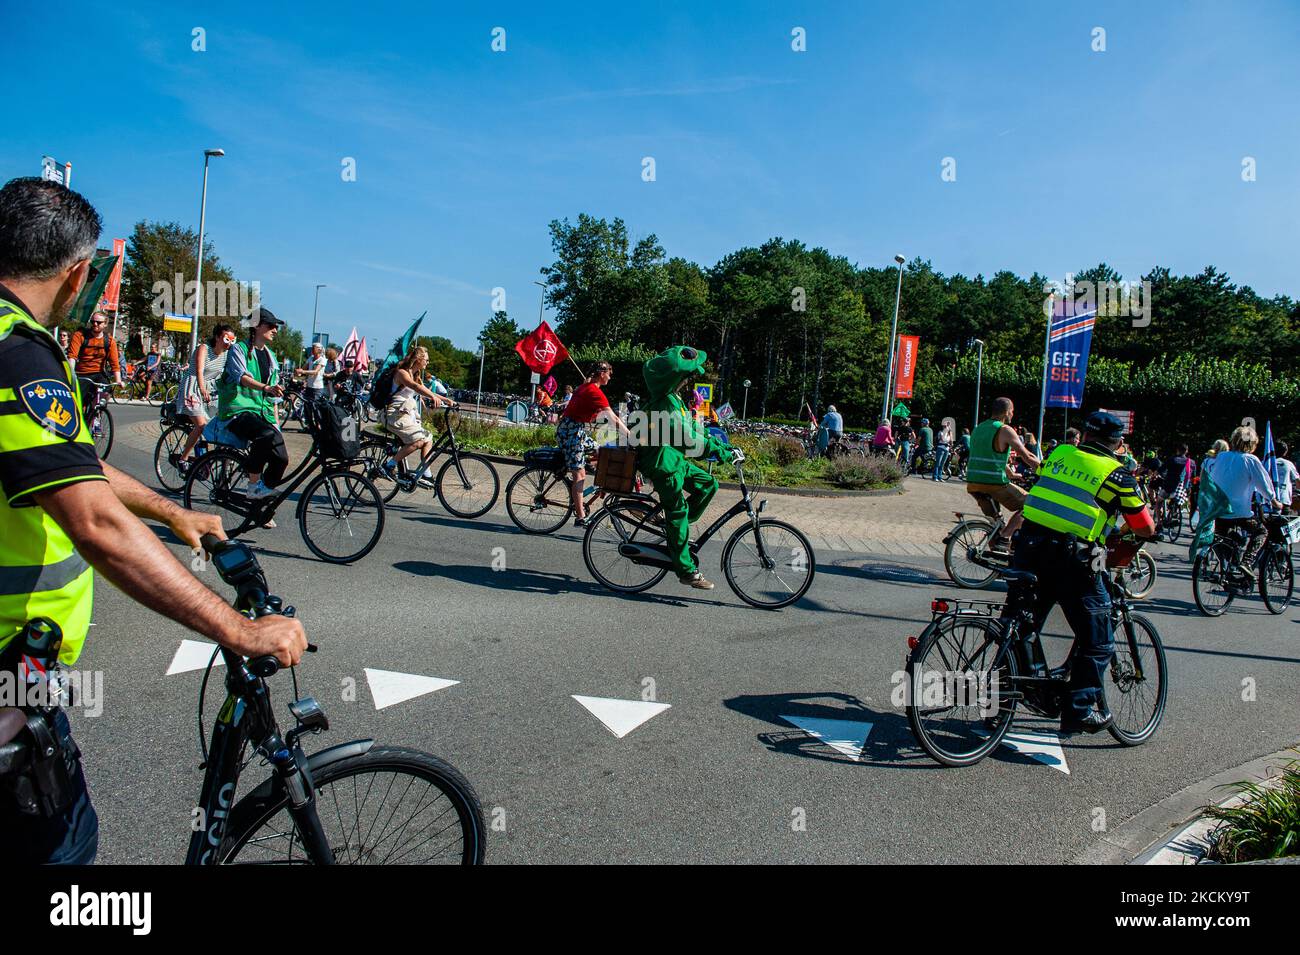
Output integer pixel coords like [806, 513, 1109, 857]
[311, 401, 360, 460]
[368, 365, 397, 409]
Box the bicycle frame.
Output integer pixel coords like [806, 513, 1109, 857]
[373, 408, 472, 490]
[207, 406, 357, 536]
[604, 464, 769, 569]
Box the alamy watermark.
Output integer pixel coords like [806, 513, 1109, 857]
[1042, 274, 1151, 328]
[150, 274, 261, 319]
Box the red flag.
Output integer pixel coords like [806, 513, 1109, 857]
[515, 321, 569, 375]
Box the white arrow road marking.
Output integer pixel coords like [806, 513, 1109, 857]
[780, 715, 873, 760]
[999, 730, 1070, 774]
[572, 696, 671, 738]
[364, 668, 459, 710]
[167, 639, 223, 676]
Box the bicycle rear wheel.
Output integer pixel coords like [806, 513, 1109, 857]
[154, 424, 191, 491]
[1192, 542, 1236, 616]
[505, 466, 573, 534]
[219, 746, 485, 865]
[299, 469, 385, 564]
[1259, 544, 1294, 614]
[1165, 504, 1184, 544]
[721, 518, 816, 609]
[906, 615, 1018, 767]
[435, 453, 499, 519]
[1105, 612, 1167, 746]
[91, 407, 113, 459]
[582, 500, 669, 593]
[943, 520, 999, 589]
[357, 437, 402, 504]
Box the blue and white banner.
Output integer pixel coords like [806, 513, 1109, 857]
[1044, 298, 1097, 409]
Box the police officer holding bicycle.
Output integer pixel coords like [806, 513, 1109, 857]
[1011, 411, 1157, 736]
[0, 177, 307, 863]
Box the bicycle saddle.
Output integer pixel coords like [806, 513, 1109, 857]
[999, 568, 1038, 586]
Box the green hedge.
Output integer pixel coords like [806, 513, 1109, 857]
[914, 354, 1297, 452]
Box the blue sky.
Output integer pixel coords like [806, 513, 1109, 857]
[7, 1, 1298, 351]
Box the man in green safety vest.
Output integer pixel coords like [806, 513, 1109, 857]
[965, 397, 1042, 551]
[0, 177, 306, 863]
[1011, 410, 1157, 735]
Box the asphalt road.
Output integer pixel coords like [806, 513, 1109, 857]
[75, 405, 1300, 863]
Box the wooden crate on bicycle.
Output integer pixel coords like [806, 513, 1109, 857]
[594, 446, 637, 493]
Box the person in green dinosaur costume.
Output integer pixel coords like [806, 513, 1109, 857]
[636, 345, 736, 589]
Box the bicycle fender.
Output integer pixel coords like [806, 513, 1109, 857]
[234, 738, 376, 807]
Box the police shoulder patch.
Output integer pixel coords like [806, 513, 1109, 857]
[18, 378, 81, 439]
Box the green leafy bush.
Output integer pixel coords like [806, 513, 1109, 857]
[1203, 753, 1300, 863]
[770, 436, 806, 467]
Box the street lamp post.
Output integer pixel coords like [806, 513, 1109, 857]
[742, 379, 751, 420]
[881, 253, 905, 422]
[533, 280, 546, 327]
[191, 148, 224, 355]
[972, 339, 985, 431]
[310, 284, 327, 347]
[476, 336, 486, 420]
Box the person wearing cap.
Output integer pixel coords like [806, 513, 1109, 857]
[1013, 410, 1157, 736]
[637, 345, 736, 589]
[219, 307, 288, 501]
[914, 417, 934, 473]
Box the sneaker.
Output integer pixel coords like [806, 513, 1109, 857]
[1059, 711, 1112, 736]
[988, 535, 1012, 554]
[677, 572, 715, 590]
[176, 457, 191, 477]
[246, 480, 275, 501]
[573, 515, 589, 528]
[415, 474, 436, 490]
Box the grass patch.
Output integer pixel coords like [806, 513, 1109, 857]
[433, 414, 902, 492]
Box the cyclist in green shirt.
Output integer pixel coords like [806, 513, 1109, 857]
[965, 397, 1041, 551]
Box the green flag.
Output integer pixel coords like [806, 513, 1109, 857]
[891, 401, 910, 418]
[380, 311, 426, 373]
[66, 254, 118, 328]
[1189, 470, 1229, 561]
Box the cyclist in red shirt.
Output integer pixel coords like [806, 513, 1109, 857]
[556, 361, 627, 525]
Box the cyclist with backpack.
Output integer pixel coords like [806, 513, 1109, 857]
[218, 308, 288, 502]
[371, 346, 453, 481]
[68, 311, 122, 415]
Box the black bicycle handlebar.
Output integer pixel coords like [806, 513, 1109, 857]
[200, 534, 313, 676]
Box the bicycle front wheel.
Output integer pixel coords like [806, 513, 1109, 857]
[1105, 612, 1167, 746]
[1192, 542, 1235, 616]
[582, 500, 669, 593]
[505, 466, 573, 534]
[435, 453, 499, 519]
[907, 615, 1018, 767]
[721, 518, 816, 609]
[1121, 550, 1157, 599]
[1259, 544, 1294, 614]
[219, 746, 485, 865]
[182, 448, 249, 531]
[154, 424, 191, 491]
[299, 469, 386, 563]
[944, 520, 998, 589]
[91, 407, 113, 459]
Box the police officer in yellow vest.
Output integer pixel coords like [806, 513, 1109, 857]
[0, 177, 307, 863]
[1011, 410, 1156, 735]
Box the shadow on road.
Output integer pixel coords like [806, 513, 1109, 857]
[392, 560, 727, 610]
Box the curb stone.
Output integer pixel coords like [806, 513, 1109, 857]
[1071, 745, 1298, 865]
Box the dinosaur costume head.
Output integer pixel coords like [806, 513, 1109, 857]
[642, 345, 707, 402]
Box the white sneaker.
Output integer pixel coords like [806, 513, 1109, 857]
[246, 480, 275, 500]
